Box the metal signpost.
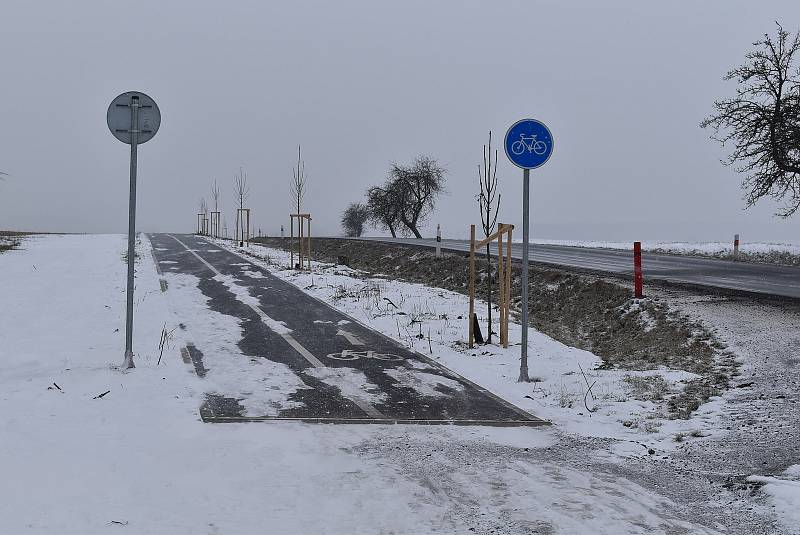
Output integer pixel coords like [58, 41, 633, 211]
[107, 91, 161, 369]
[504, 118, 554, 382]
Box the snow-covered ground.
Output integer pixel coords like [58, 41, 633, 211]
[220, 238, 800, 533]
[222, 240, 723, 447]
[749, 467, 800, 531]
[0, 235, 19, 248]
[0, 233, 790, 534]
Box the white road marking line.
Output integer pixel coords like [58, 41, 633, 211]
[336, 328, 365, 345]
[167, 235, 386, 419]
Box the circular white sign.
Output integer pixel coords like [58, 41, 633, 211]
[106, 91, 161, 145]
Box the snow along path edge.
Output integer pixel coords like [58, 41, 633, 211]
[207, 237, 548, 426]
[167, 234, 385, 419]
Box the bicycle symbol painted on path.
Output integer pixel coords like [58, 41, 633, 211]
[326, 350, 404, 362]
[511, 134, 547, 156]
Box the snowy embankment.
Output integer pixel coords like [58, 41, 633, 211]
[524, 239, 800, 265]
[747, 465, 800, 531]
[1, 233, 738, 534]
[220, 239, 720, 451]
[0, 235, 19, 250]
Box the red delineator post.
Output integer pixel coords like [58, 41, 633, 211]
[633, 241, 643, 298]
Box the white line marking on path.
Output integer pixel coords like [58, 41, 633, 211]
[336, 329, 365, 346]
[167, 235, 385, 419]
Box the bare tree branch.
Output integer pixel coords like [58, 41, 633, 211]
[386, 155, 446, 238]
[211, 179, 220, 212]
[702, 22, 800, 217]
[366, 185, 401, 237]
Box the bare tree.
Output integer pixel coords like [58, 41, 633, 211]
[477, 131, 501, 343]
[198, 197, 208, 235]
[341, 203, 370, 237]
[290, 145, 307, 215]
[234, 167, 249, 210]
[702, 23, 800, 217]
[366, 185, 401, 237]
[387, 155, 446, 238]
[233, 167, 250, 246]
[211, 179, 220, 212]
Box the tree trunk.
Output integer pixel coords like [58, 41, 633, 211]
[400, 216, 422, 238]
[400, 209, 424, 238]
[485, 243, 493, 343]
[388, 225, 397, 238]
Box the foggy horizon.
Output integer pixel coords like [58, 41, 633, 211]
[2, 1, 800, 243]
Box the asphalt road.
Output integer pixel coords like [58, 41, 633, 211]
[149, 233, 546, 426]
[360, 237, 800, 299]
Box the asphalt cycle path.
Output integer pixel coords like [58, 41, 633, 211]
[149, 233, 545, 426]
[360, 237, 800, 299]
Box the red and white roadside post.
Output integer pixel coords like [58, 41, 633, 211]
[733, 234, 740, 261]
[633, 241, 643, 298]
[436, 224, 442, 258]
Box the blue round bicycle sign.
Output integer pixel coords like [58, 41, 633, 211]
[504, 118, 554, 169]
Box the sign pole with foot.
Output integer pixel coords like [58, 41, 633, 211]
[504, 118, 554, 383]
[107, 91, 161, 369]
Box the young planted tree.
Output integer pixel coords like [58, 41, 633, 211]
[341, 203, 370, 237]
[234, 167, 249, 244]
[477, 131, 501, 343]
[388, 155, 446, 238]
[199, 197, 208, 234]
[211, 179, 220, 211]
[702, 23, 800, 217]
[234, 167, 249, 210]
[366, 185, 401, 237]
[291, 145, 307, 216]
[289, 145, 310, 264]
[210, 179, 221, 237]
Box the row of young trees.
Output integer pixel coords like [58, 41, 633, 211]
[197, 146, 309, 239]
[197, 166, 250, 238]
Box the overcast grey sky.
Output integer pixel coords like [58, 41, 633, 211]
[1, 0, 800, 242]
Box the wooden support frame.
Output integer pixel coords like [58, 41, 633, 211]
[468, 223, 514, 348]
[197, 213, 205, 235]
[289, 213, 312, 270]
[210, 211, 221, 238]
[235, 208, 251, 247]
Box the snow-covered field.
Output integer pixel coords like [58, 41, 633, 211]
[0, 233, 794, 534]
[523, 238, 800, 260]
